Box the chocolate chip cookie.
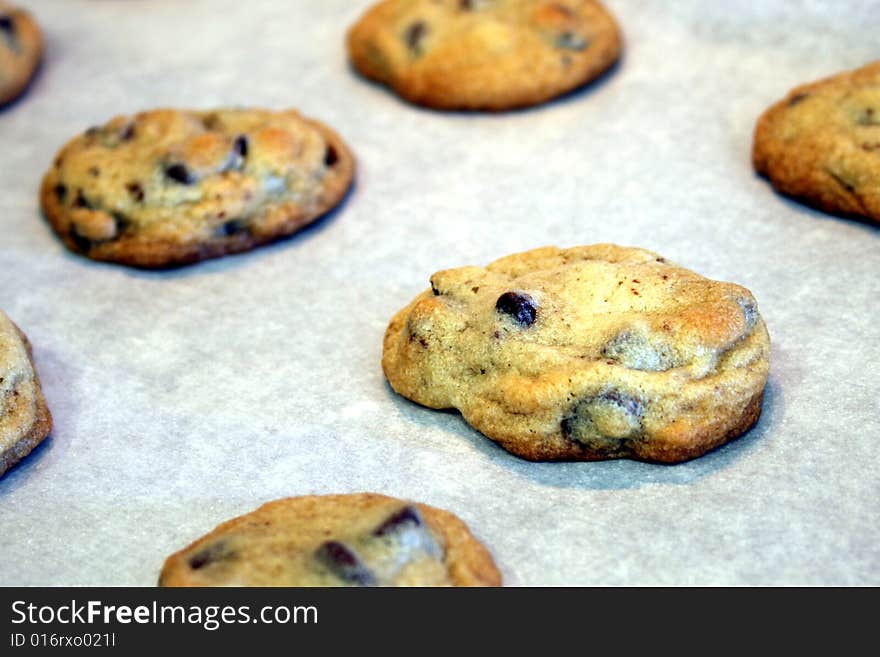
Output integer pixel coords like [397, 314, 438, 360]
[0, 2, 42, 106]
[753, 61, 880, 223]
[347, 0, 622, 111]
[159, 494, 501, 587]
[41, 108, 355, 268]
[383, 245, 771, 463]
[1, 311, 52, 478]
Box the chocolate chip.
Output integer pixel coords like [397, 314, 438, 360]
[234, 135, 248, 158]
[54, 184, 67, 203]
[125, 182, 144, 202]
[431, 283, 440, 296]
[165, 163, 195, 185]
[857, 107, 880, 126]
[188, 542, 233, 570]
[556, 31, 589, 51]
[404, 21, 428, 54]
[561, 391, 644, 446]
[111, 212, 130, 235]
[84, 126, 101, 138]
[73, 190, 92, 210]
[216, 219, 249, 237]
[69, 229, 94, 253]
[324, 144, 338, 167]
[315, 541, 376, 586]
[121, 124, 136, 141]
[373, 506, 423, 537]
[496, 292, 537, 327]
[459, 0, 475, 9]
[788, 93, 809, 107]
[599, 390, 642, 418]
[88, 166, 100, 177]
[0, 15, 14, 36]
[737, 298, 758, 329]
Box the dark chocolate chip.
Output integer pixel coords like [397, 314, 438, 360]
[54, 183, 67, 203]
[737, 298, 758, 329]
[111, 212, 130, 235]
[315, 541, 376, 586]
[496, 292, 537, 327]
[216, 219, 249, 237]
[84, 126, 101, 138]
[373, 506, 423, 537]
[125, 182, 145, 202]
[459, 0, 475, 9]
[324, 144, 338, 167]
[234, 135, 248, 158]
[561, 391, 644, 446]
[600, 390, 643, 418]
[404, 21, 428, 54]
[788, 93, 809, 107]
[857, 107, 880, 126]
[121, 124, 136, 141]
[73, 190, 92, 209]
[188, 542, 233, 570]
[0, 15, 14, 36]
[165, 163, 195, 185]
[69, 229, 94, 253]
[556, 31, 589, 51]
[88, 166, 100, 178]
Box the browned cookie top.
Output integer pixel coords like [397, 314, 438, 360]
[753, 61, 880, 223]
[41, 108, 355, 268]
[347, 0, 622, 111]
[0, 310, 52, 478]
[159, 494, 501, 587]
[383, 245, 770, 463]
[0, 1, 42, 105]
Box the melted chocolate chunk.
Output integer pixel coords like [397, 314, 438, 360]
[404, 21, 428, 54]
[315, 541, 376, 586]
[234, 135, 248, 158]
[556, 31, 589, 51]
[165, 163, 195, 185]
[216, 219, 249, 237]
[121, 124, 136, 141]
[188, 542, 233, 570]
[73, 190, 92, 209]
[561, 391, 644, 446]
[599, 390, 642, 418]
[69, 228, 94, 253]
[737, 298, 758, 329]
[54, 183, 67, 203]
[0, 15, 14, 36]
[324, 144, 338, 167]
[788, 92, 809, 107]
[125, 182, 145, 202]
[496, 292, 537, 327]
[373, 506, 423, 537]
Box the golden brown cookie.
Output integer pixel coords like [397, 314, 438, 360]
[41, 108, 355, 268]
[0, 2, 42, 106]
[753, 61, 880, 223]
[383, 245, 771, 463]
[347, 0, 622, 111]
[0, 311, 52, 478]
[159, 494, 501, 587]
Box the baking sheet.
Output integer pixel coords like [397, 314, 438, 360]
[1, 0, 878, 586]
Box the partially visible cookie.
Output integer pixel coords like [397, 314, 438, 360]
[383, 245, 771, 463]
[0, 311, 52, 478]
[753, 61, 880, 223]
[159, 494, 501, 587]
[0, 2, 41, 106]
[41, 108, 355, 268]
[347, 0, 622, 111]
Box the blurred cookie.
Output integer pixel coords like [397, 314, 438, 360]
[41, 108, 355, 268]
[159, 493, 501, 587]
[347, 0, 622, 111]
[383, 245, 770, 463]
[753, 61, 880, 223]
[0, 1, 43, 106]
[0, 311, 52, 477]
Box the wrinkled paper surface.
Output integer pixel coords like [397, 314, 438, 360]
[1, 0, 878, 585]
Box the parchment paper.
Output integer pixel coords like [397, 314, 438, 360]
[1, 0, 878, 586]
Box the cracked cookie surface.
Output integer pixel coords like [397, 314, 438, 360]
[0, 2, 42, 106]
[347, 0, 622, 111]
[159, 493, 501, 587]
[41, 108, 355, 268]
[753, 61, 880, 224]
[0, 311, 52, 478]
[383, 245, 770, 463]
